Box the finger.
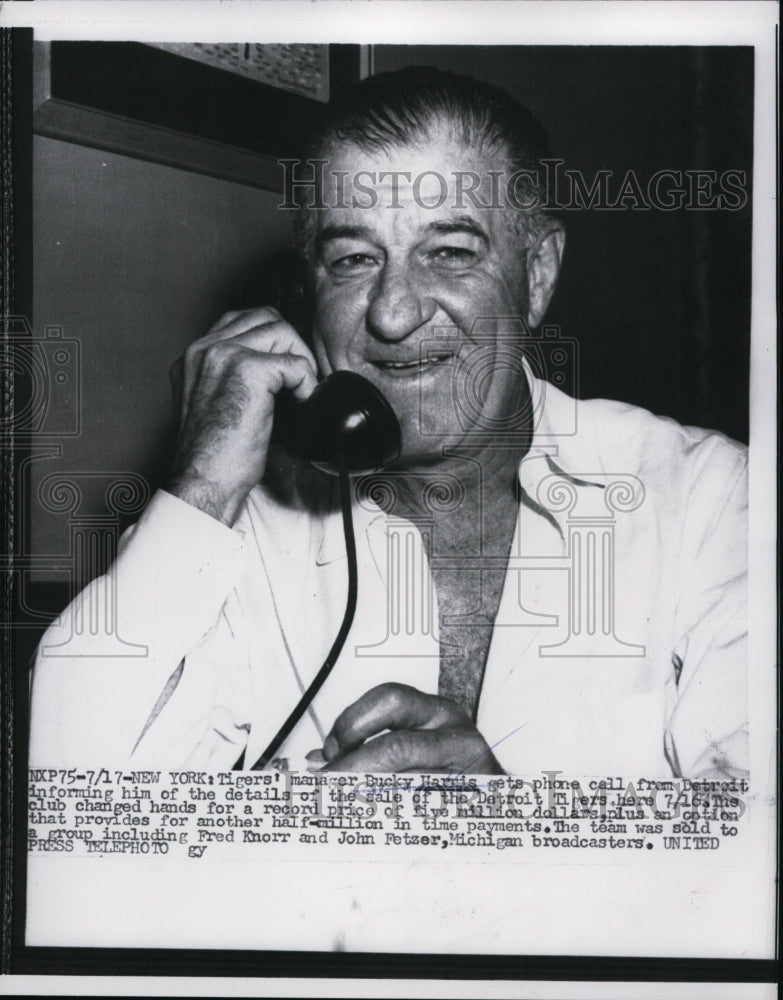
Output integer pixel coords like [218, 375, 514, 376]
[241, 348, 319, 401]
[226, 324, 317, 370]
[321, 727, 474, 773]
[305, 748, 326, 770]
[182, 314, 299, 404]
[197, 325, 318, 376]
[181, 309, 292, 412]
[323, 684, 465, 761]
[193, 345, 319, 411]
[181, 319, 318, 416]
[205, 307, 281, 339]
[180, 308, 294, 391]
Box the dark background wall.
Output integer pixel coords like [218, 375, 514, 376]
[31, 135, 294, 567]
[29, 44, 753, 574]
[373, 45, 753, 441]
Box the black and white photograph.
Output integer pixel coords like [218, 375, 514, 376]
[1, 2, 777, 997]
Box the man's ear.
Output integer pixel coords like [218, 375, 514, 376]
[526, 224, 566, 329]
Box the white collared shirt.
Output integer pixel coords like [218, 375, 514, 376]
[30, 374, 747, 778]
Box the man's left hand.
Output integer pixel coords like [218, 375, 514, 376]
[311, 683, 504, 774]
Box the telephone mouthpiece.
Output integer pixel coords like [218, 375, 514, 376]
[301, 371, 402, 475]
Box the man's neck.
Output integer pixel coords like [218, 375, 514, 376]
[366, 442, 526, 555]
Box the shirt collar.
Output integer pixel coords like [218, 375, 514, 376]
[516, 360, 607, 536]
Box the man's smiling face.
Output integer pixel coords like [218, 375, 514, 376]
[309, 126, 554, 467]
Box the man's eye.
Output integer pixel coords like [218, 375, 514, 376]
[429, 246, 477, 267]
[329, 253, 376, 275]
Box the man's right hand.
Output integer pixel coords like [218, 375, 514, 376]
[166, 307, 319, 525]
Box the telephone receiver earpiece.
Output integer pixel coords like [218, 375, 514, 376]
[274, 370, 402, 475]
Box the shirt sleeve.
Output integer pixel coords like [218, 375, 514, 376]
[29, 490, 247, 766]
[665, 441, 748, 779]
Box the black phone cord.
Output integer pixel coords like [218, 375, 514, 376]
[250, 455, 358, 770]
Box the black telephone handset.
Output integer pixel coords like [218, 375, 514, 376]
[275, 370, 401, 475]
[237, 250, 400, 769]
[241, 248, 401, 475]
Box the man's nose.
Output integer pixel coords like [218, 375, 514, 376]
[365, 265, 436, 342]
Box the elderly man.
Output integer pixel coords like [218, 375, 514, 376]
[29, 67, 747, 778]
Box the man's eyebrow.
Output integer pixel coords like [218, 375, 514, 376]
[317, 224, 373, 248]
[423, 217, 490, 243]
[315, 217, 490, 251]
